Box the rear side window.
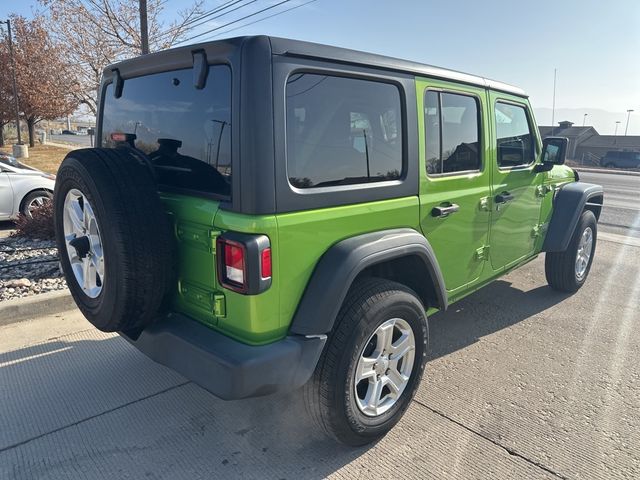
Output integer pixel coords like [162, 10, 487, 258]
[425, 91, 481, 175]
[101, 65, 232, 198]
[495, 102, 535, 168]
[286, 73, 403, 189]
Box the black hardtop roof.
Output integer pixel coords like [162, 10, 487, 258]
[105, 35, 527, 98]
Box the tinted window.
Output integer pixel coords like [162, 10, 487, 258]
[286, 73, 402, 189]
[425, 91, 480, 174]
[101, 65, 232, 198]
[495, 102, 535, 168]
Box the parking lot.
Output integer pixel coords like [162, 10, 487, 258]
[0, 170, 638, 479]
[0, 228, 638, 479]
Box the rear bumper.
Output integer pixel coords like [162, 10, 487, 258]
[121, 313, 326, 400]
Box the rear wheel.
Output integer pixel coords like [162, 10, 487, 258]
[545, 210, 597, 293]
[304, 278, 428, 446]
[54, 148, 174, 332]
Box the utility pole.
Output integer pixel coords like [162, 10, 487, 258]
[2, 19, 22, 145]
[551, 68, 557, 135]
[582, 113, 588, 126]
[614, 121, 621, 136]
[624, 109, 634, 136]
[139, 0, 149, 55]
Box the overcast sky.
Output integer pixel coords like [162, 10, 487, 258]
[3, 0, 639, 134]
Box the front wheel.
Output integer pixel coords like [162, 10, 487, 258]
[545, 209, 597, 293]
[304, 278, 428, 446]
[21, 190, 52, 218]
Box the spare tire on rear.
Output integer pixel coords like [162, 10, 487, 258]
[54, 148, 174, 332]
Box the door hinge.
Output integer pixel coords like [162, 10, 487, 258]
[475, 245, 490, 261]
[535, 185, 554, 197]
[209, 230, 222, 251]
[532, 224, 540, 237]
[213, 293, 226, 317]
[531, 223, 548, 238]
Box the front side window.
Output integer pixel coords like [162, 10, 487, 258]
[101, 65, 232, 198]
[425, 91, 481, 175]
[286, 73, 403, 189]
[495, 102, 535, 168]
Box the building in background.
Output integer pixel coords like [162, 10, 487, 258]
[538, 121, 598, 159]
[539, 120, 640, 166]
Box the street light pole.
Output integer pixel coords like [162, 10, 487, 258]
[624, 109, 634, 136]
[139, 0, 149, 55]
[1, 19, 22, 145]
[551, 68, 557, 135]
[614, 121, 621, 136]
[582, 113, 588, 126]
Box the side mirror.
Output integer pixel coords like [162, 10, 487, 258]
[536, 136, 568, 172]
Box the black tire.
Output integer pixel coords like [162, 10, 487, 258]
[545, 210, 597, 293]
[304, 277, 428, 446]
[21, 190, 52, 218]
[53, 148, 174, 332]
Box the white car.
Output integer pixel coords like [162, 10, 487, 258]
[0, 153, 56, 220]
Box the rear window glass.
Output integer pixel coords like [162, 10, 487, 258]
[286, 73, 403, 189]
[101, 65, 232, 198]
[425, 90, 481, 175]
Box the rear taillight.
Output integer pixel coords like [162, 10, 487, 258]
[223, 240, 246, 285]
[217, 233, 271, 294]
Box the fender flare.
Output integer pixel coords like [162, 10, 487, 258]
[542, 181, 604, 253]
[289, 228, 448, 336]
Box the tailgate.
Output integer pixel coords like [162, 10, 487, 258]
[160, 192, 225, 327]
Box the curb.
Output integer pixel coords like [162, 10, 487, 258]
[0, 289, 77, 327]
[574, 166, 640, 177]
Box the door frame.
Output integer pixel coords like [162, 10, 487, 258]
[487, 92, 544, 272]
[416, 77, 493, 296]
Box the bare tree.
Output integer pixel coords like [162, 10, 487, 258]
[0, 38, 13, 147]
[40, 0, 204, 115]
[11, 15, 78, 147]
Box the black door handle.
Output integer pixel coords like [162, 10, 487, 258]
[431, 203, 460, 218]
[495, 192, 514, 204]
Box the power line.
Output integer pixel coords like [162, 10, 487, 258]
[178, 0, 294, 45]
[159, 0, 250, 38]
[207, 0, 318, 39]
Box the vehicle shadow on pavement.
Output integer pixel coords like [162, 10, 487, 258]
[0, 280, 571, 479]
[0, 333, 369, 479]
[428, 280, 571, 361]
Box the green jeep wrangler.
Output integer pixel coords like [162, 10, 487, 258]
[54, 36, 604, 446]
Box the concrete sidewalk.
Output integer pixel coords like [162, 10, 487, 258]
[1, 239, 638, 479]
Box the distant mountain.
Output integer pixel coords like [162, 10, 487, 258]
[534, 108, 639, 136]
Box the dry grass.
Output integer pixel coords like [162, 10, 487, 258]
[0, 144, 71, 174]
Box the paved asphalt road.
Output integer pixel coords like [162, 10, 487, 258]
[49, 133, 93, 147]
[580, 171, 639, 238]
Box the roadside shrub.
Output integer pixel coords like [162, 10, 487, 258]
[12, 201, 55, 240]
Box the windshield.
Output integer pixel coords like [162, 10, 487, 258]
[101, 65, 232, 199]
[0, 155, 36, 171]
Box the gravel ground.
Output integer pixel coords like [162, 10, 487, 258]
[0, 236, 67, 301]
